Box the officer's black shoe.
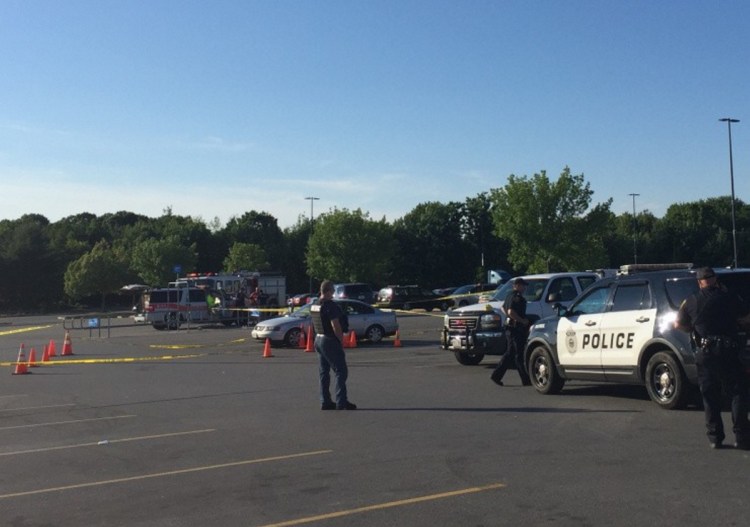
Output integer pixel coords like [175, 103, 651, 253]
[490, 372, 504, 386]
[734, 441, 750, 450]
[337, 402, 357, 410]
[709, 441, 723, 449]
[321, 402, 336, 410]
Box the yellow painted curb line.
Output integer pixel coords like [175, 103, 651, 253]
[1, 353, 205, 367]
[0, 325, 54, 337]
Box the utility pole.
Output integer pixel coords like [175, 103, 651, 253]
[305, 197, 319, 293]
[719, 118, 740, 268]
[628, 193, 639, 264]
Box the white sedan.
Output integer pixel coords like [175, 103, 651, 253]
[251, 299, 399, 347]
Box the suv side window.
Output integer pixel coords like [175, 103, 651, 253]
[570, 284, 611, 315]
[664, 278, 697, 309]
[610, 282, 651, 312]
[548, 277, 577, 303]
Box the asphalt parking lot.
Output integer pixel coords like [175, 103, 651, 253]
[1, 311, 748, 526]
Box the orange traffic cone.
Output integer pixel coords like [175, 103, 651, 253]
[298, 327, 307, 349]
[305, 328, 314, 353]
[349, 331, 358, 348]
[28, 347, 38, 368]
[48, 339, 57, 358]
[262, 338, 274, 358]
[393, 330, 402, 348]
[13, 344, 30, 375]
[42, 344, 51, 362]
[61, 331, 73, 356]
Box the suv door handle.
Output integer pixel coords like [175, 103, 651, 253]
[635, 316, 650, 323]
[585, 321, 597, 326]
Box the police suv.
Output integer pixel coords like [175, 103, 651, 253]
[441, 272, 600, 365]
[524, 264, 750, 409]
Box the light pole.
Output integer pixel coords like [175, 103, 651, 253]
[720, 118, 740, 268]
[628, 193, 639, 264]
[305, 196, 319, 293]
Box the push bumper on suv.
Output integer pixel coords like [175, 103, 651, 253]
[441, 309, 507, 364]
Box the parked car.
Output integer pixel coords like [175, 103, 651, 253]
[433, 287, 457, 297]
[449, 283, 498, 307]
[376, 285, 452, 311]
[333, 283, 376, 303]
[251, 299, 398, 347]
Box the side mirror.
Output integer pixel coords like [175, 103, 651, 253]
[553, 303, 567, 317]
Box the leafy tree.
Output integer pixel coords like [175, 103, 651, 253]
[392, 202, 471, 288]
[489, 167, 612, 273]
[223, 242, 270, 272]
[64, 241, 131, 309]
[282, 216, 315, 294]
[307, 209, 394, 286]
[155, 214, 223, 272]
[130, 236, 198, 286]
[221, 211, 285, 270]
[607, 209, 660, 267]
[460, 194, 513, 281]
[652, 197, 749, 267]
[0, 214, 61, 310]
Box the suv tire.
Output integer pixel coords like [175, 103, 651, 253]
[645, 351, 688, 409]
[454, 351, 484, 365]
[529, 346, 565, 394]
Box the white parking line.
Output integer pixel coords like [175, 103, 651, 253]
[0, 449, 332, 499]
[0, 429, 217, 457]
[0, 403, 76, 413]
[0, 414, 136, 431]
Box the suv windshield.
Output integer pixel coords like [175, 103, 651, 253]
[489, 279, 550, 303]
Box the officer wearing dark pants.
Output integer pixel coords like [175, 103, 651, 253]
[491, 277, 532, 387]
[675, 266, 750, 449]
[311, 280, 356, 411]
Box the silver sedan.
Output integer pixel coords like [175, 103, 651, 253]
[251, 299, 399, 347]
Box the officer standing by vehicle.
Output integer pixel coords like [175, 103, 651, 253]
[310, 280, 357, 410]
[491, 277, 532, 387]
[675, 267, 750, 449]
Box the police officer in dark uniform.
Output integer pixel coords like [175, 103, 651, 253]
[310, 280, 357, 410]
[675, 267, 750, 449]
[491, 277, 532, 387]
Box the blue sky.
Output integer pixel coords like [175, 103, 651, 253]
[1, 0, 748, 229]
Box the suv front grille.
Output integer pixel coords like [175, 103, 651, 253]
[448, 317, 478, 331]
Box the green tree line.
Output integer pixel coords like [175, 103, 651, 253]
[1, 167, 747, 312]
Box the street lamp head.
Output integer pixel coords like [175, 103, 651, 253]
[719, 118, 740, 123]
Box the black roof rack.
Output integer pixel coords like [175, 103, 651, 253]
[618, 263, 694, 275]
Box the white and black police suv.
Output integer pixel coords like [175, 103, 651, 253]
[524, 263, 750, 409]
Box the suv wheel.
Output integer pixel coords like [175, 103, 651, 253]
[454, 351, 484, 365]
[645, 351, 688, 409]
[529, 346, 565, 394]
